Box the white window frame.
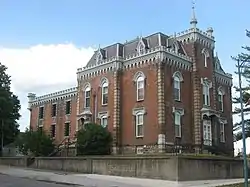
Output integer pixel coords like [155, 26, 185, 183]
[135, 112, 144, 138]
[100, 116, 108, 128]
[218, 90, 223, 111]
[101, 81, 109, 105]
[202, 48, 210, 68]
[136, 76, 145, 101]
[220, 123, 225, 142]
[84, 86, 91, 108]
[174, 112, 182, 137]
[174, 76, 181, 101]
[203, 120, 212, 146]
[203, 83, 210, 106]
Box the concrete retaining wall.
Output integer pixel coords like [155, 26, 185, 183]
[0, 156, 244, 181]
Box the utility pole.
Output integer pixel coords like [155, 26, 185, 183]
[237, 58, 248, 187]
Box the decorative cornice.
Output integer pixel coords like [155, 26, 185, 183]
[215, 71, 233, 86]
[132, 107, 146, 116]
[98, 111, 110, 119]
[172, 107, 184, 115]
[28, 87, 77, 107]
[76, 46, 192, 81]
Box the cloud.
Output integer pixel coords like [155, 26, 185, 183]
[0, 43, 95, 131]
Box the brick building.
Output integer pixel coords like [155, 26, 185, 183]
[27, 9, 234, 155]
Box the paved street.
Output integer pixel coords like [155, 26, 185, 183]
[0, 166, 248, 187]
[0, 174, 82, 187]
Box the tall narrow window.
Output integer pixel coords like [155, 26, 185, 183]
[220, 123, 225, 142]
[101, 80, 108, 105]
[135, 113, 144, 137]
[218, 90, 223, 111]
[51, 124, 56, 138]
[202, 48, 210, 68]
[174, 76, 181, 101]
[64, 122, 70, 137]
[39, 106, 44, 119]
[174, 112, 181, 137]
[65, 101, 71, 114]
[203, 83, 210, 106]
[136, 76, 144, 101]
[84, 86, 91, 108]
[100, 116, 108, 128]
[51, 104, 57, 117]
[203, 120, 212, 146]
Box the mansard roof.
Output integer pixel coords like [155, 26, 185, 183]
[85, 32, 187, 68]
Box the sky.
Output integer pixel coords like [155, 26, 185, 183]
[0, 0, 249, 154]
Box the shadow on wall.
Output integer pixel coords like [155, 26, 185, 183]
[0, 155, 245, 181]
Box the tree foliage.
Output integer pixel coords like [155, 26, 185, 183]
[15, 128, 55, 157]
[76, 123, 113, 155]
[232, 30, 250, 141]
[0, 62, 21, 153]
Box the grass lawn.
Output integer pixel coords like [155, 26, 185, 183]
[217, 183, 249, 187]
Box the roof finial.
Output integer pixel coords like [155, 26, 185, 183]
[190, 0, 198, 28]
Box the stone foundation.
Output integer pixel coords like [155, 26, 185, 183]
[0, 156, 244, 181]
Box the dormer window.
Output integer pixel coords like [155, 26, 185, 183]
[136, 37, 146, 55]
[96, 52, 102, 64]
[138, 44, 144, 54]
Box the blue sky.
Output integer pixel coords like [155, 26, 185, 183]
[0, 0, 249, 61]
[0, 0, 249, 153]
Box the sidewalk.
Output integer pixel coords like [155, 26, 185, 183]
[0, 165, 246, 187]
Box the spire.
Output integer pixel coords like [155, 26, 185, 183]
[190, 0, 198, 28]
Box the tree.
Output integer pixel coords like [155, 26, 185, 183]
[232, 30, 250, 141]
[15, 128, 55, 157]
[76, 123, 113, 155]
[0, 62, 21, 154]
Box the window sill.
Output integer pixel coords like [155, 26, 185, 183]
[136, 136, 144, 139]
[136, 99, 144, 102]
[101, 104, 108, 106]
[174, 99, 181, 102]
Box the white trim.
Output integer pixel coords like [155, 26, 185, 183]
[203, 120, 212, 146]
[132, 107, 146, 116]
[100, 115, 108, 128]
[218, 90, 224, 111]
[100, 77, 109, 106]
[172, 107, 184, 138]
[98, 111, 109, 119]
[133, 71, 146, 82]
[202, 48, 210, 68]
[135, 112, 144, 138]
[172, 71, 184, 82]
[136, 37, 146, 55]
[84, 85, 91, 108]
[220, 122, 225, 143]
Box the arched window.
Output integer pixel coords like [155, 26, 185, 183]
[136, 76, 144, 101]
[172, 71, 183, 101]
[133, 71, 146, 101]
[101, 78, 109, 105]
[84, 84, 91, 108]
[174, 76, 181, 101]
[100, 115, 108, 128]
[202, 48, 210, 68]
[218, 87, 225, 111]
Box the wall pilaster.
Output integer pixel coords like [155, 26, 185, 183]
[112, 68, 121, 154]
[192, 44, 202, 149]
[157, 59, 166, 153]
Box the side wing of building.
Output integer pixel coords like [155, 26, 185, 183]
[27, 87, 77, 144]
